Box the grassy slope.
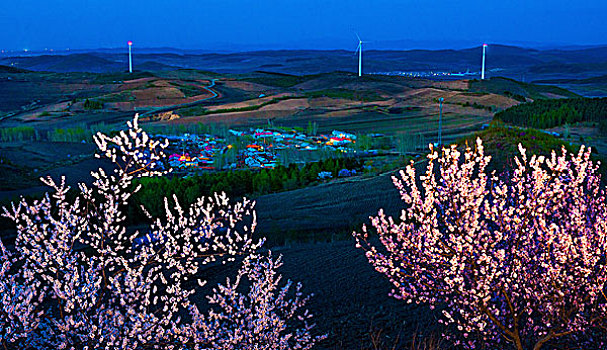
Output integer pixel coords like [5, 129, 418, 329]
[469, 77, 580, 100]
[255, 170, 404, 243]
[238, 71, 325, 88]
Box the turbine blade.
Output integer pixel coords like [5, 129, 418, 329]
[356, 33, 361, 42]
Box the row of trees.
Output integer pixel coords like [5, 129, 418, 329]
[0, 123, 114, 143]
[142, 121, 230, 138]
[494, 97, 607, 129]
[129, 157, 364, 223]
[0, 126, 38, 142]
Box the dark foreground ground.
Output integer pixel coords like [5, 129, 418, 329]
[274, 240, 444, 349]
[200, 239, 445, 350]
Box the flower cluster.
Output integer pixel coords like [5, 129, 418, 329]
[355, 138, 607, 349]
[1, 115, 325, 349]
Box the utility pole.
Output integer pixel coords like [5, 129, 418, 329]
[438, 97, 444, 146]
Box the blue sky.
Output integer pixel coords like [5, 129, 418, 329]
[2, 0, 606, 51]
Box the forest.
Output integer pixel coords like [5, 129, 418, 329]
[494, 97, 607, 129]
[127, 157, 367, 223]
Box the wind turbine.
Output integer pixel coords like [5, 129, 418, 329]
[438, 97, 444, 146]
[481, 43, 487, 80]
[354, 34, 369, 77]
[128, 41, 133, 73]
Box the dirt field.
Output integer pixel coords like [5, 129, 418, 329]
[260, 97, 310, 111]
[0, 140, 113, 196]
[160, 72, 520, 140]
[223, 79, 275, 93]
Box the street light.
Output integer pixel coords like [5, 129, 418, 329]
[438, 97, 444, 146]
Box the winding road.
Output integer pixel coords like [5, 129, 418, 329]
[139, 78, 219, 118]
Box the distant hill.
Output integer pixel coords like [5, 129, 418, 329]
[2, 45, 607, 84]
[0, 65, 30, 73]
[136, 61, 179, 71]
[534, 74, 607, 85]
[532, 74, 607, 97]
[541, 46, 607, 64]
[1, 54, 121, 73]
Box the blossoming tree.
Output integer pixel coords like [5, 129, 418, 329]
[355, 139, 607, 349]
[0, 116, 325, 349]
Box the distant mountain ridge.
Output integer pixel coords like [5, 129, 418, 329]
[534, 75, 607, 85]
[2, 44, 607, 83]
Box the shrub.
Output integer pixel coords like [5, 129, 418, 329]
[1, 115, 325, 349]
[355, 139, 607, 349]
[83, 99, 103, 110]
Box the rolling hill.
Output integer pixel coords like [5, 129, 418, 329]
[3, 45, 607, 85]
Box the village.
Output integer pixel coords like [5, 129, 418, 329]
[161, 127, 364, 174]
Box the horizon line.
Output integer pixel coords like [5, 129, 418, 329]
[3, 42, 607, 57]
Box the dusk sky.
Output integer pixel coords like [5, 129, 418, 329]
[2, 0, 606, 51]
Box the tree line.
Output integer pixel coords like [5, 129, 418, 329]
[494, 97, 607, 129]
[0, 123, 114, 143]
[127, 157, 364, 223]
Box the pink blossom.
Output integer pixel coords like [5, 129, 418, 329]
[1, 115, 325, 349]
[355, 139, 607, 349]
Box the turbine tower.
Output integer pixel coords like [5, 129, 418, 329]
[481, 43, 487, 80]
[128, 41, 133, 73]
[438, 97, 444, 146]
[354, 34, 367, 77]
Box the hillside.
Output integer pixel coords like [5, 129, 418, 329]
[469, 77, 579, 100]
[533, 75, 607, 97]
[0, 64, 30, 73]
[0, 66, 591, 348]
